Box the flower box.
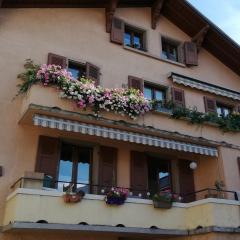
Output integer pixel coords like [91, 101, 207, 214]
[105, 188, 128, 206]
[153, 200, 172, 209]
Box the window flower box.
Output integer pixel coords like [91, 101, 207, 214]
[105, 188, 128, 206]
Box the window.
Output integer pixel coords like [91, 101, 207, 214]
[68, 61, 86, 80]
[124, 25, 146, 51]
[58, 143, 92, 193]
[161, 37, 180, 62]
[216, 102, 232, 117]
[144, 84, 166, 109]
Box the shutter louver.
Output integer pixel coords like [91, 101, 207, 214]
[130, 151, 148, 197]
[86, 62, 100, 85]
[235, 105, 240, 113]
[111, 17, 124, 45]
[35, 136, 60, 187]
[47, 53, 67, 69]
[184, 42, 198, 66]
[128, 76, 144, 92]
[99, 146, 117, 193]
[204, 96, 217, 113]
[177, 43, 185, 64]
[172, 87, 185, 108]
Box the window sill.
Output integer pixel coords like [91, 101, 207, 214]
[123, 46, 186, 68]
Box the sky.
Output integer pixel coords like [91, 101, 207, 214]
[187, 0, 240, 45]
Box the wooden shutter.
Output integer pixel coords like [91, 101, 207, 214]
[47, 53, 67, 69]
[35, 136, 60, 185]
[111, 17, 124, 45]
[177, 43, 185, 64]
[172, 87, 185, 108]
[128, 76, 144, 92]
[184, 42, 198, 66]
[235, 105, 240, 113]
[130, 151, 148, 196]
[99, 146, 117, 191]
[86, 62, 100, 85]
[204, 96, 217, 113]
[179, 160, 195, 203]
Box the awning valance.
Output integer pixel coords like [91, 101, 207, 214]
[33, 114, 218, 157]
[169, 73, 240, 101]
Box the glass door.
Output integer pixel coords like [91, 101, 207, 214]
[57, 143, 92, 193]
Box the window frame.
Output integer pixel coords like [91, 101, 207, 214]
[57, 142, 93, 193]
[160, 35, 181, 63]
[124, 23, 147, 52]
[67, 59, 86, 80]
[216, 101, 233, 117]
[144, 81, 168, 106]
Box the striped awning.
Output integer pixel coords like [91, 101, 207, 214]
[33, 114, 218, 157]
[170, 73, 240, 101]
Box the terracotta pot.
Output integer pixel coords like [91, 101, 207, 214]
[63, 193, 82, 203]
[153, 200, 172, 209]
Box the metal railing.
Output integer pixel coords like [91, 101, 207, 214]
[10, 177, 239, 203]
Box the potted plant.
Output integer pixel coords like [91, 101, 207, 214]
[152, 190, 177, 209]
[105, 188, 128, 205]
[63, 184, 85, 203]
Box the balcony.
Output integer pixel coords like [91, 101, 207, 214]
[2, 175, 240, 238]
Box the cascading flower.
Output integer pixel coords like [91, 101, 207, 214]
[18, 60, 152, 119]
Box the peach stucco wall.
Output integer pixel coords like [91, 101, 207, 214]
[0, 7, 240, 229]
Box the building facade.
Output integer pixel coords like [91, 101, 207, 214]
[0, 0, 240, 239]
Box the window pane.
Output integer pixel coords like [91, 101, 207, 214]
[217, 107, 222, 117]
[133, 35, 141, 49]
[58, 145, 73, 191]
[144, 87, 152, 100]
[124, 32, 131, 47]
[68, 67, 80, 79]
[76, 148, 91, 193]
[155, 90, 164, 101]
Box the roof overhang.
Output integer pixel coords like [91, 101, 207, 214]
[1, 0, 240, 77]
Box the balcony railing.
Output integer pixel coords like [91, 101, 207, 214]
[10, 176, 239, 203]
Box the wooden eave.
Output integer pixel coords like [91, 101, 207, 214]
[1, 0, 240, 76]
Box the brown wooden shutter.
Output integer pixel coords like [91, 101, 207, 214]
[130, 151, 148, 196]
[86, 62, 100, 85]
[204, 96, 217, 113]
[179, 160, 195, 203]
[99, 146, 117, 192]
[35, 136, 60, 184]
[177, 43, 185, 64]
[128, 76, 144, 92]
[47, 53, 67, 68]
[172, 87, 185, 108]
[235, 105, 240, 113]
[111, 17, 124, 45]
[184, 42, 198, 66]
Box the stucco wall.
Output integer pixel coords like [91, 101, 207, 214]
[0, 7, 240, 228]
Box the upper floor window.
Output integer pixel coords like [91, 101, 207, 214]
[68, 60, 86, 80]
[144, 83, 166, 109]
[161, 37, 180, 62]
[216, 102, 232, 117]
[124, 25, 146, 51]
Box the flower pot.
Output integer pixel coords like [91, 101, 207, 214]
[63, 193, 83, 203]
[106, 196, 126, 205]
[153, 200, 172, 209]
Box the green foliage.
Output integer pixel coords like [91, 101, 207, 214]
[17, 59, 40, 96]
[171, 106, 240, 133]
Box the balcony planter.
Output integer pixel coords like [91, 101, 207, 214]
[153, 200, 172, 209]
[63, 187, 85, 203]
[152, 191, 177, 209]
[105, 188, 128, 206]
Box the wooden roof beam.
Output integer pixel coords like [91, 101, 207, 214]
[192, 25, 210, 52]
[151, 0, 165, 29]
[106, 0, 119, 33]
